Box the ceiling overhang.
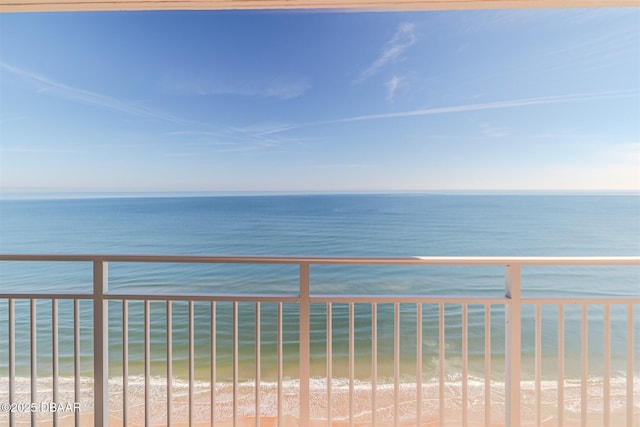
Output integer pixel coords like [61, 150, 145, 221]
[1, 0, 637, 13]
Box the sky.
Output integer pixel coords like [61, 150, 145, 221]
[0, 8, 639, 192]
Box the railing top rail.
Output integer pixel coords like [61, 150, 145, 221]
[0, 254, 639, 265]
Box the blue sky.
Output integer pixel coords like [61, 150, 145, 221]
[0, 8, 638, 192]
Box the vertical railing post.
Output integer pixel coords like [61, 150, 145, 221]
[299, 263, 311, 425]
[30, 299, 37, 427]
[93, 261, 109, 427]
[8, 299, 15, 427]
[504, 263, 521, 427]
[504, 264, 522, 427]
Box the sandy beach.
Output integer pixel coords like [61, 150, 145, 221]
[2, 375, 637, 426]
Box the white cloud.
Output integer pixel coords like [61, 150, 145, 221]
[328, 91, 637, 124]
[479, 123, 509, 138]
[213, 79, 310, 100]
[260, 80, 311, 100]
[386, 75, 402, 102]
[232, 122, 299, 137]
[357, 23, 416, 82]
[309, 163, 368, 169]
[2, 146, 77, 154]
[259, 90, 637, 137]
[168, 75, 310, 100]
[2, 63, 189, 125]
[0, 115, 28, 124]
[0, 65, 304, 156]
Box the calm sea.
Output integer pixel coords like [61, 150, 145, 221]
[0, 193, 638, 420]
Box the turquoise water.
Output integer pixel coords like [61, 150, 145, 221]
[0, 193, 638, 385]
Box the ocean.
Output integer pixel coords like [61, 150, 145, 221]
[0, 193, 638, 425]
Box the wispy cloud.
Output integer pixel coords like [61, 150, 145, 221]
[167, 91, 637, 150]
[386, 75, 402, 102]
[167, 75, 311, 100]
[309, 163, 368, 169]
[259, 80, 311, 100]
[167, 122, 304, 153]
[537, 28, 639, 74]
[357, 23, 416, 83]
[2, 146, 77, 154]
[211, 79, 310, 100]
[479, 123, 509, 138]
[324, 91, 638, 125]
[3, 64, 303, 151]
[232, 122, 300, 137]
[260, 90, 637, 134]
[0, 115, 29, 124]
[2, 63, 190, 125]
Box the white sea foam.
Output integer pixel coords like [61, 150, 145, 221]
[1, 375, 638, 426]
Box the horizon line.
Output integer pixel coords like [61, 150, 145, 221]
[1, 188, 638, 200]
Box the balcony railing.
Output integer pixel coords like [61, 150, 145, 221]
[0, 254, 638, 426]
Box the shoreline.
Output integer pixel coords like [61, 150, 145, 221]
[1, 375, 637, 427]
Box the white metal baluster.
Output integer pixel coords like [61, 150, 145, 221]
[371, 303, 377, 427]
[327, 303, 332, 426]
[558, 304, 564, 427]
[349, 302, 355, 427]
[394, 302, 400, 427]
[626, 304, 634, 427]
[581, 304, 587, 427]
[535, 304, 541, 427]
[145, 300, 151, 427]
[256, 302, 261, 427]
[462, 303, 468, 427]
[416, 303, 423, 426]
[52, 299, 59, 427]
[31, 298, 37, 426]
[210, 301, 216, 427]
[8, 298, 15, 427]
[123, 300, 129, 427]
[603, 304, 610, 426]
[233, 301, 238, 427]
[485, 303, 492, 427]
[439, 303, 445, 425]
[74, 299, 80, 427]
[189, 300, 194, 427]
[166, 301, 172, 427]
[277, 302, 283, 427]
